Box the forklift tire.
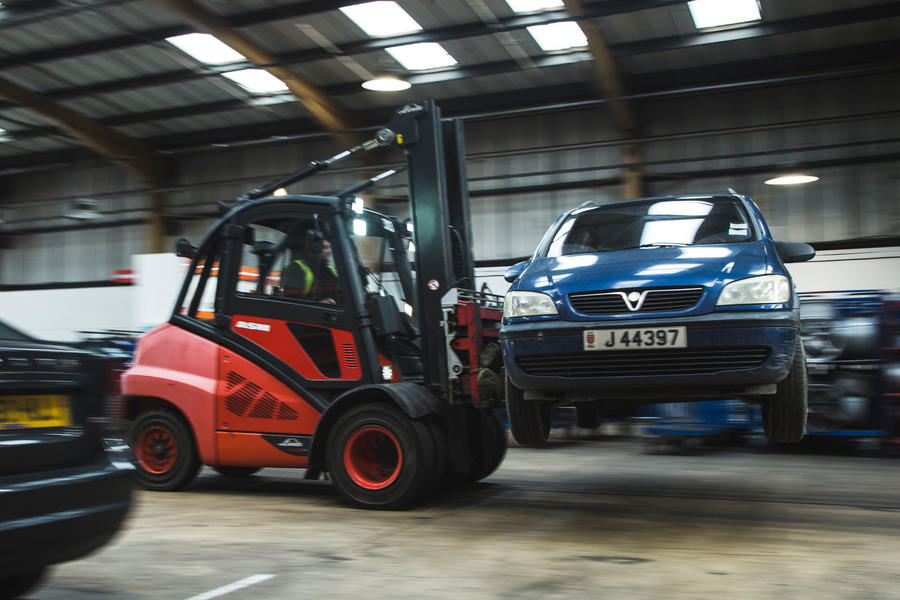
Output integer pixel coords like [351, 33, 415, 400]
[130, 409, 201, 491]
[213, 466, 261, 478]
[467, 408, 507, 482]
[327, 403, 439, 510]
[762, 341, 808, 444]
[505, 376, 551, 447]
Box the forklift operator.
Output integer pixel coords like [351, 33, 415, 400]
[281, 231, 340, 305]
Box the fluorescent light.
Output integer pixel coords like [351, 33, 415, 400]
[165, 33, 245, 65]
[505, 0, 564, 13]
[386, 43, 457, 70]
[764, 174, 819, 186]
[339, 2, 423, 37]
[687, 0, 761, 29]
[362, 75, 411, 91]
[222, 69, 289, 94]
[526, 22, 588, 51]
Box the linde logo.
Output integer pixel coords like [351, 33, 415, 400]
[278, 438, 305, 448]
[235, 321, 271, 332]
[397, 103, 424, 115]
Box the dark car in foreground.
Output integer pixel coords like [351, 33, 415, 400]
[0, 320, 133, 599]
[500, 193, 815, 447]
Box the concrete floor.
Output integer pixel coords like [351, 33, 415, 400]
[27, 436, 900, 600]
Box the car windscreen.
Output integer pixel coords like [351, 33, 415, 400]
[546, 198, 754, 257]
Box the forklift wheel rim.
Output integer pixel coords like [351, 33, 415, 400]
[136, 425, 178, 475]
[343, 425, 403, 490]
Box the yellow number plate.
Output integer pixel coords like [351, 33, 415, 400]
[0, 395, 72, 430]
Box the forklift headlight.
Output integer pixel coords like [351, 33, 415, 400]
[353, 219, 367, 236]
[381, 365, 394, 381]
[716, 274, 790, 306]
[503, 291, 558, 318]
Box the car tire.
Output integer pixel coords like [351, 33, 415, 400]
[213, 466, 261, 478]
[467, 407, 508, 482]
[0, 568, 46, 600]
[326, 403, 439, 509]
[575, 402, 603, 429]
[505, 376, 551, 447]
[762, 341, 808, 444]
[130, 409, 201, 491]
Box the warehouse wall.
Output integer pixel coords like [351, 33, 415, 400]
[1, 70, 898, 286]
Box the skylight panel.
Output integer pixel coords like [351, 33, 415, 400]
[222, 69, 289, 94]
[339, 1, 423, 37]
[165, 33, 245, 65]
[687, 0, 761, 29]
[386, 43, 457, 71]
[505, 0, 564, 13]
[527, 22, 588, 52]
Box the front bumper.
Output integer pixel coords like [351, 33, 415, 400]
[0, 441, 134, 578]
[501, 311, 798, 401]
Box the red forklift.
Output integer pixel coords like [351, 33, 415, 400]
[121, 101, 507, 509]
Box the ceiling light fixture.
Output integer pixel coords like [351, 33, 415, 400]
[362, 75, 412, 91]
[222, 69, 289, 94]
[386, 43, 457, 71]
[526, 21, 588, 51]
[165, 33, 246, 65]
[505, 0, 564, 13]
[339, 2, 423, 37]
[764, 174, 820, 186]
[687, 0, 761, 30]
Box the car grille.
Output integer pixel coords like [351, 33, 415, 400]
[568, 287, 704, 315]
[515, 346, 770, 377]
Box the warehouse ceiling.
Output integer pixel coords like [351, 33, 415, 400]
[0, 0, 898, 182]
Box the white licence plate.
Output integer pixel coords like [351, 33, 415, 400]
[583, 326, 687, 351]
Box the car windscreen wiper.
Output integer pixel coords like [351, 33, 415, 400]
[617, 242, 691, 250]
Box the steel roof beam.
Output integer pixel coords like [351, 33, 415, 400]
[564, 0, 639, 196]
[0, 0, 683, 71]
[4, 38, 898, 144]
[155, 0, 351, 131]
[3, 1, 896, 116]
[609, 3, 900, 57]
[0, 75, 167, 184]
[0, 0, 138, 29]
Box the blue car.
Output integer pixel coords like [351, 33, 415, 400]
[500, 193, 815, 446]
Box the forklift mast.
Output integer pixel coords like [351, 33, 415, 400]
[386, 100, 477, 394]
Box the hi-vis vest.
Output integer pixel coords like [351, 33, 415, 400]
[292, 259, 338, 296]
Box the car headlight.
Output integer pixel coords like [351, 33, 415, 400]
[716, 274, 790, 306]
[503, 291, 558, 318]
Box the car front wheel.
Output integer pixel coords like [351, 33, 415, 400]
[505, 376, 551, 447]
[0, 568, 47, 600]
[762, 341, 808, 444]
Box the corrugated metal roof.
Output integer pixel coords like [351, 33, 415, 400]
[0, 0, 898, 171]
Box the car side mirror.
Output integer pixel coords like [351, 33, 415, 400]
[775, 241, 815, 263]
[504, 260, 529, 283]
